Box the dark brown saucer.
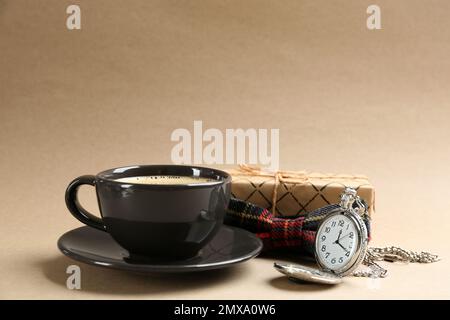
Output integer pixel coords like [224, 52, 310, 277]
[58, 225, 262, 273]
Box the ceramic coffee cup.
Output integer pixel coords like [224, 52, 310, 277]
[65, 165, 231, 260]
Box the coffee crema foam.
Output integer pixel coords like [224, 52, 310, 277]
[115, 175, 216, 185]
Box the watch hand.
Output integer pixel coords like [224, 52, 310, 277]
[337, 242, 349, 253]
[333, 230, 342, 244]
[339, 232, 351, 241]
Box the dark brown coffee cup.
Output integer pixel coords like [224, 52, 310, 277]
[65, 165, 231, 260]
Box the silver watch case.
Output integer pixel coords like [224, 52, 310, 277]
[314, 208, 369, 276]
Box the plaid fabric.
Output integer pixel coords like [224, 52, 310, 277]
[225, 198, 371, 256]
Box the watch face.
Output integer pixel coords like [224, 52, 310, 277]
[315, 212, 360, 273]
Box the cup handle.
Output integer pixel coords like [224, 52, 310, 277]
[65, 175, 106, 231]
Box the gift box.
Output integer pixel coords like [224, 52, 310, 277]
[227, 165, 375, 217]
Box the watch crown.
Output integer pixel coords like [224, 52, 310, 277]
[340, 187, 367, 216]
[339, 187, 357, 210]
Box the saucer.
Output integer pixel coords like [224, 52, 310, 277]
[58, 225, 263, 273]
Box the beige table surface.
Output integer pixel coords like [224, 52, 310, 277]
[1, 0, 450, 299]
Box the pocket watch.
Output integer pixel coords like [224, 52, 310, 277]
[314, 187, 369, 276]
[274, 187, 439, 284]
[274, 187, 369, 284]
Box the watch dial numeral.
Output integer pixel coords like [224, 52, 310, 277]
[331, 258, 336, 264]
[346, 224, 350, 230]
[325, 227, 331, 233]
[325, 252, 330, 258]
[345, 251, 350, 257]
[331, 221, 336, 227]
[338, 220, 344, 227]
[349, 232, 354, 239]
[321, 235, 326, 241]
[321, 245, 326, 252]
[339, 257, 344, 263]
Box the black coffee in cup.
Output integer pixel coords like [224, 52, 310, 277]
[65, 165, 231, 260]
[115, 175, 216, 185]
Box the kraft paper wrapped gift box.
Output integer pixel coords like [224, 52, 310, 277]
[227, 165, 375, 217]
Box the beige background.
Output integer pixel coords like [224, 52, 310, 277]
[1, 0, 449, 299]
